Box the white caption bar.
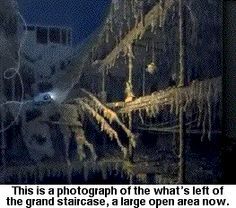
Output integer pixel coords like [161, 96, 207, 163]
[0, 185, 236, 208]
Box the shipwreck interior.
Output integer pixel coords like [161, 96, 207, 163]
[0, 0, 227, 184]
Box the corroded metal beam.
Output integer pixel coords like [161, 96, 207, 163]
[99, 0, 175, 70]
[108, 77, 222, 114]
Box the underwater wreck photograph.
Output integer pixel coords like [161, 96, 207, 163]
[0, 0, 225, 184]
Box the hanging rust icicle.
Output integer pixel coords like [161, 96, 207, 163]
[178, 0, 185, 87]
[75, 126, 97, 161]
[201, 111, 207, 142]
[207, 83, 212, 141]
[159, 0, 164, 28]
[125, 44, 135, 103]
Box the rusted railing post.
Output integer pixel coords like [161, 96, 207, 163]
[178, 0, 186, 184]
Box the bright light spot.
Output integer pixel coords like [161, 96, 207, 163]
[146, 62, 157, 74]
[48, 92, 56, 100]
